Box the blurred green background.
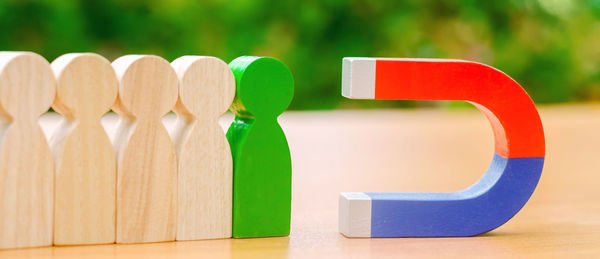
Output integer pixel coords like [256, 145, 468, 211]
[1, 0, 598, 109]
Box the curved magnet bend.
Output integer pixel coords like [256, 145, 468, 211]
[339, 58, 545, 237]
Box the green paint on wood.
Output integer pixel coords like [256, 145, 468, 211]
[227, 56, 294, 238]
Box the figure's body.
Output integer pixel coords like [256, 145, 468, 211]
[50, 53, 118, 245]
[227, 56, 294, 237]
[0, 52, 56, 248]
[112, 55, 178, 243]
[171, 56, 235, 240]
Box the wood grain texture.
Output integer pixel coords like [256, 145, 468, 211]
[112, 55, 178, 244]
[50, 53, 118, 245]
[171, 56, 235, 240]
[0, 105, 599, 257]
[0, 52, 55, 249]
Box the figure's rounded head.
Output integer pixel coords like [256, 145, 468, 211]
[229, 56, 294, 118]
[0, 52, 55, 119]
[112, 55, 178, 119]
[171, 56, 235, 118]
[51, 53, 118, 120]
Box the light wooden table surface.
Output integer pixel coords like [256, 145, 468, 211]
[1, 104, 599, 258]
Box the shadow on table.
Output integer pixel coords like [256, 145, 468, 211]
[231, 236, 290, 259]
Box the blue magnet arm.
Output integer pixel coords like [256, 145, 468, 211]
[366, 154, 544, 237]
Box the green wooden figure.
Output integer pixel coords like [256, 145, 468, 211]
[227, 56, 294, 238]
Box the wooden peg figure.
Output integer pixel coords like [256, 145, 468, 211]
[227, 56, 294, 238]
[171, 56, 235, 240]
[0, 52, 55, 248]
[112, 55, 178, 244]
[50, 53, 118, 245]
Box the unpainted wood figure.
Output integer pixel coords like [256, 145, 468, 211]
[112, 55, 178, 244]
[0, 52, 56, 249]
[171, 56, 235, 240]
[50, 53, 118, 245]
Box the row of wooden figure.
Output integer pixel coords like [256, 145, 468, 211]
[0, 51, 294, 249]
